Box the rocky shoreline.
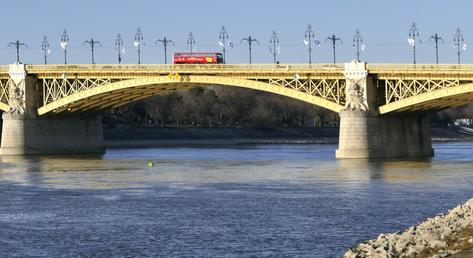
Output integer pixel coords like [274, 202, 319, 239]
[344, 198, 473, 257]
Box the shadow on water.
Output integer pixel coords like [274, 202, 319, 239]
[337, 158, 434, 183]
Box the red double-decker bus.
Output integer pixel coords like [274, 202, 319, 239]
[173, 52, 224, 64]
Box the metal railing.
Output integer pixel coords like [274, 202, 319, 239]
[367, 63, 473, 73]
[23, 63, 344, 74]
[0, 63, 473, 75]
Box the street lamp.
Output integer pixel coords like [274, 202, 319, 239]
[241, 36, 259, 64]
[156, 37, 175, 64]
[115, 33, 124, 64]
[408, 22, 420, 64]
[41, 36, 51, 64]
[429, 33, 444, 64]
[8, 40, 28, 63]
[352, 29, 365, 61]
[83, 38, 102, 64]
[304, 24, 320, 65]
[269, 31, 280, 64]
[219, 26, 229, 63]
[60, 29, 69, 64]
[453, 28, 466, 65]
[187, 32, 196, 52]
[325, 34, 343, 64]
[134, 27, 144, 64]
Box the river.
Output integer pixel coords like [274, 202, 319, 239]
[0, 143, 473, 257]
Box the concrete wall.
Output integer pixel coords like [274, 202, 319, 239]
[0, 114, 105, 155]
[336, 111, 434, 159]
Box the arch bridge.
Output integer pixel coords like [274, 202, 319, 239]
[1, 62, 473, 158]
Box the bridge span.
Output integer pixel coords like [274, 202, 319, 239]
[1, 62, 473, 158]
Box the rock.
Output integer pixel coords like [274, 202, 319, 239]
[343, 197, 473, 257]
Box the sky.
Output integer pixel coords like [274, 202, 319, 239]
[1, 0, 472, 64]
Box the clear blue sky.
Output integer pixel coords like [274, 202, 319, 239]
[1, 0, 471, 64]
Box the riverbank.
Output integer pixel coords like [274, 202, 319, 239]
[344, 198, 473, 257]
[104, 126, 473, 147]
[104, 127, 340, 147]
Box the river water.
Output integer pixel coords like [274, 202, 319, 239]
[0, 143, 473, 257]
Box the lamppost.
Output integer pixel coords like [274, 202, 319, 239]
[187, 32, 196, 52]
[325, 34, 343, 64]
[60, 29, 69, 64]
[156, 37, 175, 64]
[453, 28, 466, 65]
[134, 27, 144, 64]
[408, 22, 420, 64]
[304, 24, 320, 65]
[269, 31, 280, 64]
[352, 29, 365, 61]
[219, 26, 229, 63]
[241, 36, 259, 64]
[8, 40, 28, 63]
[429, 33, 444, 64]
[41, 36, 51, 64]
[115, 33, 124, 64]
[83, 38, 102, 64]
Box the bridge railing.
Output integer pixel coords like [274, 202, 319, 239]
[24, 64, 344, 73]
[367, 63, 473, 72]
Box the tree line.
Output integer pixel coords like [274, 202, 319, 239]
[104, 86, 471, 128]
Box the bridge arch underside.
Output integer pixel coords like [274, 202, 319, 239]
[379, 82, 473, 114]
[37, 76, 344, 115]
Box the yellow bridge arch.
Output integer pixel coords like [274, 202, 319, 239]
[37, 75, 345, 115]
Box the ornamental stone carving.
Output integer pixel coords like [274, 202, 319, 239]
[343, 61, 369, 112]
[7, 64, 27, 115]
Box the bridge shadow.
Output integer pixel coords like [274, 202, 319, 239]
[337, 158, 433, 183]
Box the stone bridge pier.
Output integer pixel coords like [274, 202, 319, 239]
[336, 62, 434, 159]
[0, 64, 104, 155]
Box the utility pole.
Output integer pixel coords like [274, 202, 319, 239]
[352, 29, 365, 61]
[408, 22, 420, 64]
[60, 29, 69, 65]
[8, 40, 28, 63]
[269, 31, 280, 64]
[453, 28, 466, 65]
[187, 32, 196, 52]
[156, 37, 175, 64]
[429, 33, 444, 64]
[83, 38, 102, 64]
[241, 36, 259, 64]
[325, 34, 342, 64]
[134, 27, 144, 64]
[219, 26, 229, 63]
[41, 36, 51, 64]
[115, 33, 124, 64]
